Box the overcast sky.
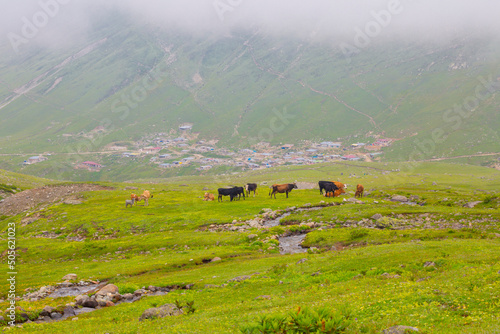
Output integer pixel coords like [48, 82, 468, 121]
[2, 0, 500, 53]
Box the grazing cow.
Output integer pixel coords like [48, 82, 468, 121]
[270, 183, 298, 199]
[355, 184, 364, 198]
[318, 181, 339, 195]
[218, 187, 241, 202]
[132, 190, 153, 206]
[235, 186, 246, 200]
[131, 193, 141, 205]
[323, 189, 345, 198]
[322, 183, 338, 197]
[204, 192, 215, 201]
[125, 199, 135, 208]
[245, 183, 258, 197]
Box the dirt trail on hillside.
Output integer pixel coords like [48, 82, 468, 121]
[0, 184, 112, 216]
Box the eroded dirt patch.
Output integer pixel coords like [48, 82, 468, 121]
[0, 184, 113, 216]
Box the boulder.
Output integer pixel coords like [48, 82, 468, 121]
[40, 306, 55, 317]
[82, 298, 98, 308]
[211, 257, 222, 262]
[96, 284, 119, 296]
[63, 307, 76, 317]
[122, 293, 134, 300]
[62, 274, 77, 281]
[391, 195, 408, 202]
[371, 213, 383, 221]
[75, 295, 87, 306]
[50, 312, 62, 320]
[139, 304, 183, 321]
[134, 289, 146, 296]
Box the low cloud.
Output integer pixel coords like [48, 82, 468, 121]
[2, 0, 500, 54]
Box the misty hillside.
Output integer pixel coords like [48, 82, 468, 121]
[0, 10, 499, 163]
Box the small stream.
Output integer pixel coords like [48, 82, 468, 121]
[279, 234, 307, 254]
[49, 283, 102, 299]
[263, 206, 326, 254]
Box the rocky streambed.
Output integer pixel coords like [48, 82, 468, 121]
[8, 276, 193, 326]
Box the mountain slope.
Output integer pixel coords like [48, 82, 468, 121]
[0, 13, 499, 165]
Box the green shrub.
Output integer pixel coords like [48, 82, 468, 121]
[349, 229, 369, 240]
[241, 306, 353, 333]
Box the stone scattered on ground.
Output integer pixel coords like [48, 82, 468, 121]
[228, 275, 252, 283]
[62, 274, 77, 281]
[463, 201, 482, 208]
[139, 304, 183, 321]
[391, 195, 408, 202]
[383, 325, 420, 333]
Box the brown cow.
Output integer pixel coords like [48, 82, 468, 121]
[269, 183, 298, 199]
[355, 184, 364, 198]
[203, 192, 215, 201]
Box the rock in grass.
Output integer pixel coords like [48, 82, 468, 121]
[296, 258, 308, 264]
[248, 234, 258, 240]
[40, 306, 55, 317]
[211, 257, 222, 262]
[463, 201, 482, 208]
[371, 213, 383, 220]
[62, 274, 77, 281]
[391, 195, 408, 202]
[424, 261, 436, 267]
[383, 325, 419, 333]
[228, 275, 252, 283]
[139, 304, 183, 321]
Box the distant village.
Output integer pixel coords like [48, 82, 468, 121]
[23, 124, 395, 173]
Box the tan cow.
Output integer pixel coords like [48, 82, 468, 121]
[131, 190, 153, 206]
[203, 192, 215, 201]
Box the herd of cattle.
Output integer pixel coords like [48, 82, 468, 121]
[126, 182, 364, 206]
[204, 181, 364, 202]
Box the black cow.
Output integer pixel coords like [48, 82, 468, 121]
[245, 183, 258, 196]
[322, 183, 339, 197]
[235, 186, 246, 200]
[318, 181, 339, 195]
[218, 187, 243, 202]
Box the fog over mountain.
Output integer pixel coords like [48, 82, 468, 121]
[2, 0, 500, 55]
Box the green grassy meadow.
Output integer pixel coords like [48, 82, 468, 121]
[0, 162, 499, 333]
